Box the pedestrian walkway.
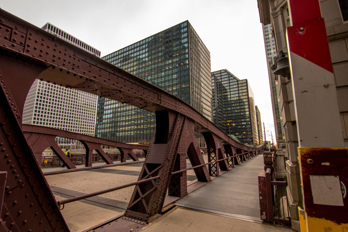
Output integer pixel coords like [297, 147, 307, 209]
[141, 154, 295, 232]
[142, 207, 294, 232]
[176, 154, 264, 221]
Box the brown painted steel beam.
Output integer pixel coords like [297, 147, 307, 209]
[0, 9, 266, 229]
[0, 8, 263, 153]
[22, 124, 148, 151]
[0, 77, 69, 231]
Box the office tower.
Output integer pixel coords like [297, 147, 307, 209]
[22, 23, 100, 137]
[41, 23, 101, 56]
[262, 24, 285, 144]
[255, 105, 263, 144]
[96, 21, 211, 143]
[212, 69, 258, 145]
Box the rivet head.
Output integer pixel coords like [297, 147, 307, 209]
[307, 159, 314, 164]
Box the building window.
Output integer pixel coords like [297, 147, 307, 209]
[339, 0, 348, 21]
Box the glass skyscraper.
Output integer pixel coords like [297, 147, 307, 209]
[96, 21, 211, 143]
[255, 105, 263, 145]
[212, 69, 258, 145]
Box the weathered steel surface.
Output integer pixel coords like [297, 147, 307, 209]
[0, 79, 69, 231]
[125, 111, 187, 221]
[299, 148, 348, 224]
[22, 124, 147, 168]
[0, 8, 265, 230]
[0, 9, 257, 152]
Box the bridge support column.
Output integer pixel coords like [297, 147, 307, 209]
[119, 148, 139, 162]
[125, 110, 210, 222]
[203, 133, 220, 176]
[24, 132, 76, 169]
[0, 75, 69, 231]
[224, 145, 234, 169]
[84, 142, 114, 167]
[124, 110, 187, 221]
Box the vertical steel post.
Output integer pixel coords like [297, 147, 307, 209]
[287, 0, 348, 230]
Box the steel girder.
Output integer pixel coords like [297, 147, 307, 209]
[124, 111, 211, 221]
[0, 73, 69, 231]
[22, 124, 147, 169]
[0, 8, 266, 230]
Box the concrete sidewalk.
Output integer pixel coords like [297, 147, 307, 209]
[142, 207, 295, 232]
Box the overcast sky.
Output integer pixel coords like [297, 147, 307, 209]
[1, 0, 276, 143]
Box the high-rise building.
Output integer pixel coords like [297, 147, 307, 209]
[22, 23, 100, 137]
[262, 24, 285, 144]
[255, 105, 263, 144]
[41, 23, 101, 57]
[211, 69, 257, 146]
[96, 21, 211, 143]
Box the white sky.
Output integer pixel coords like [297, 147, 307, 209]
[0, 0, 276, 143]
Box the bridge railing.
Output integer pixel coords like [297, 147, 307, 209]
[0, 8, 266, 231]
[258, 150, 290, 225]
[57, 151, 253, 208]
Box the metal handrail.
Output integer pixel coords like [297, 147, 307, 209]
[58, 175, 160, 208]
[57, 152, 251, 208]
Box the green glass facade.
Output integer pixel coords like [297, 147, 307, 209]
[255, 105, 263, 145]
[96, 21, 211, 143]
[212, 69, 258, 145]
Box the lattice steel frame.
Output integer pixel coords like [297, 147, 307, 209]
[0, 9, 266, 229]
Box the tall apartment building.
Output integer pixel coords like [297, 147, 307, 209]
[255, 105, 263, 145]
[96, 21, 211, 143]
[262, 24, 285, 145]
[211, 69, 258, 146]
[22, 23, 100, 137]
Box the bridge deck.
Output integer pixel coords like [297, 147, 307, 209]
[175, 153, 264, 221]
[143, 154, 294, 232]
[43, 154, 293, 232]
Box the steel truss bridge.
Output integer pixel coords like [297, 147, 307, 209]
[0, 9, 265, 231]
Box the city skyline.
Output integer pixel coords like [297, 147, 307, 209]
[1, 0, 276, 143]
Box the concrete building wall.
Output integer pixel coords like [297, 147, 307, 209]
[257, 0, 348, 230]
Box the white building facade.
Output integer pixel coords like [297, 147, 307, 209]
[22, 23, 100, 137]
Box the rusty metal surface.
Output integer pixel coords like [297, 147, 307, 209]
[0, 8, 266, 230]
[0, 79, 69, 231]
[299, 148, 348, 224]
[125, 111, 187, 221]
[258, 151, 290, 224]
[0, 9, 262, 152]
[22, 124, 147, 169]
